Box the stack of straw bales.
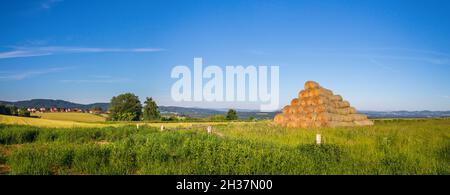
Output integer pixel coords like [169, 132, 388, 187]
[274, 81, 373, 128]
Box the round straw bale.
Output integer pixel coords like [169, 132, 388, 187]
[299, 90, 308, 98]
[296, 106, 305, 113]
[303, 106, 314, 113]
[310, 88, 333, 97]
[354, 120, 374, 126]
[288, 106, 299, 114]
[282, 106, 291, 114]
[314, 105, 326, 113]
[291, 98, 300, 106]
[349, 107, 357, 114]
[317, 112, 332, 121]
[335, 107, 354, 115]
[273, 114, 284, 124]
[305, 81, 320, 89]
[330, 95, 343, 102]
[349, 114, 368, 121]
[335, 100, 350, 108]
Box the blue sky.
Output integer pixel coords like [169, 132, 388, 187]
[0, 0, 449, 111]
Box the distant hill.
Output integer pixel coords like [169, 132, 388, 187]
[159, 106, 278, 119]
[360, 110, 450, 118]
[0, 99, 109, 111]
[1, 99, 449, 119]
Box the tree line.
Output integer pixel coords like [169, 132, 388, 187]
[0, 105, 31, 117]
[108, 93, 238, 121]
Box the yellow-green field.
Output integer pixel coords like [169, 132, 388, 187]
[0, 114, 112, 128]
[0, 114, 449, 175]
[0, 114, 246, 129]
[31, 112, 106, 123]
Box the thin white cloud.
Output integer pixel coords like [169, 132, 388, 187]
[60, 78, 131, 84]
[0, 67, 73, 80]
[40, 0, 63, 9]
[0, 50, 52, 59]
[0, 46, 165, 59]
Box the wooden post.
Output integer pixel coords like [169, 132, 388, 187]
[136, 124, 140, 129]
[207, 126, 212, 134]
[316, 134, 321, 145]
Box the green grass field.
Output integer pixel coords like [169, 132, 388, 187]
[0, 114, 448, 175]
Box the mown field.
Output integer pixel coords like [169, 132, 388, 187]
[31, 112, 107, 123]
[0, 115, 449, 175]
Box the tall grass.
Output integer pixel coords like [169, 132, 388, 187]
[0, 119, 449, 175]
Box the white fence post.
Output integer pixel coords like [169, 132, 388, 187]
[316, 134, 321, 145]
[207, 126, 212, 134]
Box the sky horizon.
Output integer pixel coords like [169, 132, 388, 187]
[1, 0, 450, 111]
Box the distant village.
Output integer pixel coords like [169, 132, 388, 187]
[25, 107, 106, 114]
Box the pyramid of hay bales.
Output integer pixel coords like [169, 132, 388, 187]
[274, 81, 373, 128]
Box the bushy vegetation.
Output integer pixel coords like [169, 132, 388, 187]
[0, 104, 30, 117]
[143, 97, 160, 121]
[226, 109, 238, 120]
[108, 93, 142, 121]
[0, 118, 449, 175]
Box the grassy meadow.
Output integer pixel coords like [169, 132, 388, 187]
[0, 114, 449, 175]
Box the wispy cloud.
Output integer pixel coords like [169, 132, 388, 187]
[40, 0, 63, 10]
[60, 78, 131, 84]
[0, 46, 165, 59]
[0, 67, 72, 81]
[60, 75, 131, 84]
[369, 58, 398, 73]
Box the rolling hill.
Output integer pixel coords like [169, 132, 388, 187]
[1, 99, 449, 119]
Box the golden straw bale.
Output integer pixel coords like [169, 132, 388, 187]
[349, 107, 357, 114]
[273, 114, 284, 124]
[306, 98, 314, 106]
[354, 120, 374, 126]
[300, 99, 307, 106]
[287, 121, 298, 128]
[315, 105, 336, 113]
[342, 115, 353, 122]
[335, 107, 355, 115]
[295, 106, 305, 113]
[334, 100, 350, 108]
[305, 81, 320, 89]
[282, 106, 291, 114]
[315, 96, 330, 105]
[291, 98, 300, 106]
[288, 106, 299, 114]
[349, 114, 368, 121]
[310, 88, 333, 97]
[330, 95, 343, 102]
[313, 121, 327, 128]
[303, 106, 315, 113]
[321, 88, 333, 96]
[299, 90, 308, 98]
[313, 105, 326, 113]
[317, 113, 330, 121]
